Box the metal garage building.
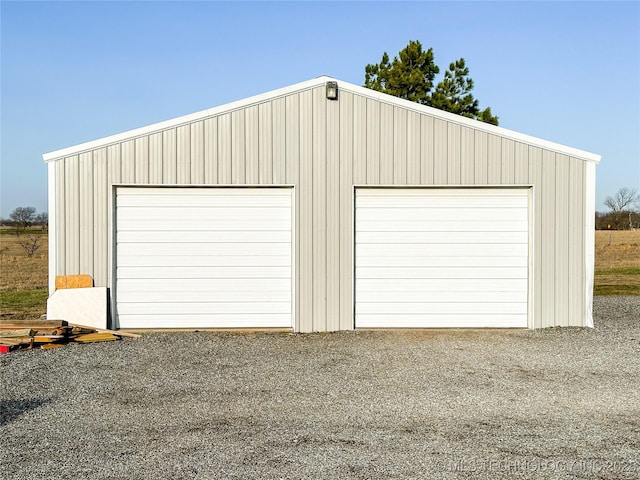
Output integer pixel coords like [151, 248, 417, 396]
[43, 76, 601, 331]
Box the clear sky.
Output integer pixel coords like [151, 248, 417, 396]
[1, 1, 639, 218]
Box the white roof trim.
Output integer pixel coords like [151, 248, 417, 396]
[42, 75, 601, 164]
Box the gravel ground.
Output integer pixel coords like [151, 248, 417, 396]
[1, 296, 639, 480]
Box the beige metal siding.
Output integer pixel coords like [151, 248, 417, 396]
[49, 84, 592, 331]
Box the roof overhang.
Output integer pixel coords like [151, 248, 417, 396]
[42, 75, 601, 164]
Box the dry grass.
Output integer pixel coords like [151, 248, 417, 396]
[595, 230, 640, 270]
[0, 233, 48, 320]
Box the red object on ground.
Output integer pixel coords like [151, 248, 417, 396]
[0, 345, 10, 354]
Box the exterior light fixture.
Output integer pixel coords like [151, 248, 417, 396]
[326, 81, 338, 100]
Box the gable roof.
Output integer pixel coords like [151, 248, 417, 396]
[42, 75, 601, 163]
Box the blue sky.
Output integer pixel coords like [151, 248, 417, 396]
[1, 1, 639, 217]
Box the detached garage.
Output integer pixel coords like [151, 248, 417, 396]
[43, 76, 600, 331]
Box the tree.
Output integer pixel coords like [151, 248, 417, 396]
[364, 40, 498, 125]
[365, 40, 439, 105]
[603, 187, 639, 229]
[9, 206, 36, 234]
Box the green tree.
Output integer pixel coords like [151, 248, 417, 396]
[365, 40, 439, 105]
[364, 40, 498, 125]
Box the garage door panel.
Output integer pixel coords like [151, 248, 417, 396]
[117, 231, 291, 244]
[356, 302, 528, 315]
[357, 220, 528, 232]
[357, 243, 528, 257]
[356, 290, 528, 304]
[118, 219, 292, 232]
[357, 314, 528, 328]
[117, 206, 291, 222]
[355, 188, 529, 328]
[357, 207, 528, 222]
[118, 242, 291, 257]
[356, 267, 527, 279]
[120, 314, 290, 329]
[118, 302, 291, 315]
[357, 278, 528, 292]
[118, 255, 292, 268]
[117, 266, 291, 279]
[117, 277, 291, 292]
[357, 255, 528, 268]
[357, 194, 528, 208]
[357, 231, 528, 244]
[117, 290, 291, 303]
[116, 187, 292, 329]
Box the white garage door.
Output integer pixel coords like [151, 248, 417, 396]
[115, 187, 292, 329]
[355, 188, 529, 328]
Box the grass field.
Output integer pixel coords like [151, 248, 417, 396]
[1, 229, 639, 320]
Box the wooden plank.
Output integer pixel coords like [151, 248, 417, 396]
[75, 332, 118, 343]
[41, 344, 65, 350]
[0, 319, 67, 328]
[32, 336, 65, 344]
[56, 274, 93, 289]
[0, 329, 35, 338]
[69, 323, 141, 338]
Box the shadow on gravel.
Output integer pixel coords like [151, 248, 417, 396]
[0, 398, 52, 426]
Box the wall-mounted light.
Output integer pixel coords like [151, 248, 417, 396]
[326, 81, 338, 100]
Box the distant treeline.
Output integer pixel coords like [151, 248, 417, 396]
[595, 210, 640, 230]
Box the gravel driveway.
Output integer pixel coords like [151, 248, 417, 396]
[1, 296, 639, 479]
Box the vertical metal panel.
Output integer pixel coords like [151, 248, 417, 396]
[93, 148, 108, 287]
[121, 140, 135, 184]
[203, 118, 218, 184]
[339, 92, 354, 330]
[258, 103, 273, 183]
[420, 116, 434, 184]
[162, 129, 177, 184]
[190, 121, 204, 184]
[326, 95, 341, 331]
[528, 146, 543, 328]
[272, 98, 286, 184]
[217, 114, 231, 183]
[393, 107, 407, 184]
[584, 162, 596, 328]
[64, 155, 79, 275]
[48, 162, 57, 293]
[231, 110, 246, 184]
[285, 95, 300, 327]
[568, 158, 585, 326]
[353, 95, 367, 184]
[79, 152, 93, 277]
[474, 130, 488, 184]
[407, 110, 421, 182]
[447, 123, 461, 184]
[554, 154, 570, 326]
[514, 142, 529, 184]
[135, 137, 149, 183]
[433, 119, 447, 183]
[501, 138, 515, 184]
[379, 103, 394, 184]
[298, 89, 313, 332]
[365, 98, 380, 184]
[487, 134, 502, 183]
[460, 126, 474, 184]
[245, 106, 259, 184]
[540, 150, 556, 326]
[285, 95, 300, 184]
[149, 133, 162, 183]
[55, 161, 66, 276]
[177, 124, 191, 184]
[312, 86, 327, 331]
